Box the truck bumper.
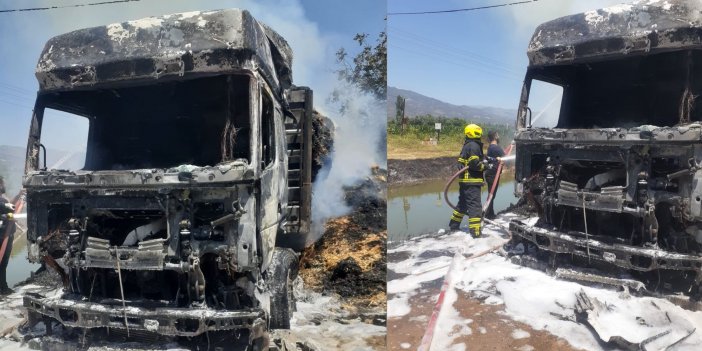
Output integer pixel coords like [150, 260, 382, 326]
[509, 220, 702, 272]
[24, 292, 267, 337]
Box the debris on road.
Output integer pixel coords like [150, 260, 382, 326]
[573, 289, 697, 350]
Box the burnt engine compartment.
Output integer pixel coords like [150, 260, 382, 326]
[28, 185, 260, 315]
[513, 141, 702, 294]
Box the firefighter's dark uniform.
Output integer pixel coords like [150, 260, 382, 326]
[449, 138, 485, 237]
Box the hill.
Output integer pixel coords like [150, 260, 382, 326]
[387, 86, 516, 125]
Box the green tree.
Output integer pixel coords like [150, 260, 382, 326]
[335, 32, 387, 100]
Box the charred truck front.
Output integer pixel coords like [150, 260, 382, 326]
[22, 9, 314, 347]
[510, 1, 702, 296]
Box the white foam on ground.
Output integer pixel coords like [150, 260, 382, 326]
[387, 221, 511, 318]
[388, 294, 411, 318]
[0, 339, 29, 351]
[388, 218, 515, 351]
[455, 254, 702, 350]
[511, 329, 530, 339]
[288, 282, 385, 350]
[388, 213, 702, 351]
[0, 285, 63, 350]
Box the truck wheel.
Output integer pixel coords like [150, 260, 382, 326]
[269, 248, 298, 329]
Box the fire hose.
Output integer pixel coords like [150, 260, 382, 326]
[419, 144, 515, 351]
[442, 143, 514, 230]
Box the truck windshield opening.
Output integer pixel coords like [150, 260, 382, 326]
[529, 50, 702, 129]
[38, 74, 251, 170]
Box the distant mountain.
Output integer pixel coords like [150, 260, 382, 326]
[387, 86, 516, 125]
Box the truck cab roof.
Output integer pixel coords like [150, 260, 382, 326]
[35, 8, 293, 94]
[528, 0, 702, 67]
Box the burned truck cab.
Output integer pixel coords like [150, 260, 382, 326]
[22, 9, 312, 344]
[510, 1, 702, 294]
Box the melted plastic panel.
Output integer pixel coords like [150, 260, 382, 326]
[39, 75, 251, 170]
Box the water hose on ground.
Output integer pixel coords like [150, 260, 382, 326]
[417, 250, 462, 351]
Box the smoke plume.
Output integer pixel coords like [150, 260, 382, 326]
[308, 81, 386, 244]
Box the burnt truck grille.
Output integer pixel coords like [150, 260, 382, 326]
[556, 181, 627, 214]
[84, 237, 168, 270]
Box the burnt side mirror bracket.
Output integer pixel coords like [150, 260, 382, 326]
[38, 143, 47, 171]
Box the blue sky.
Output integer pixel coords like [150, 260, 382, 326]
[388, 0, 627, 111]
[0, 0, 386, 149]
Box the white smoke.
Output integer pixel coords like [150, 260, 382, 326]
[309, 81, 386, 243]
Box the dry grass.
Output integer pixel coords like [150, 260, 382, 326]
[299, 216, 387, 308]
[387, 133, 464, 160]
[317, 217, 384, 271]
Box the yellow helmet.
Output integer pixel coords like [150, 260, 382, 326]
[464, 124, 483, 139]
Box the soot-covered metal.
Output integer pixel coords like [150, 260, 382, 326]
[511, 0, 702, 297]
[35, 9, 292, 95]
[22, 9, 315, 347]
[527, 0, 702, 67]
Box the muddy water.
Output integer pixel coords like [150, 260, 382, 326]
[388, 173, 518, 241]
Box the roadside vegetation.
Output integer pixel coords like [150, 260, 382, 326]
[387, 115, 515, 160]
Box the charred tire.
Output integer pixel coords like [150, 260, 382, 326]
[269, 248, 299, 330]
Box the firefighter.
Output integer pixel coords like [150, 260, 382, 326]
[484, 130, 505, 220]
[449, 124, 488, 237]
[0, 176, 15, 295]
